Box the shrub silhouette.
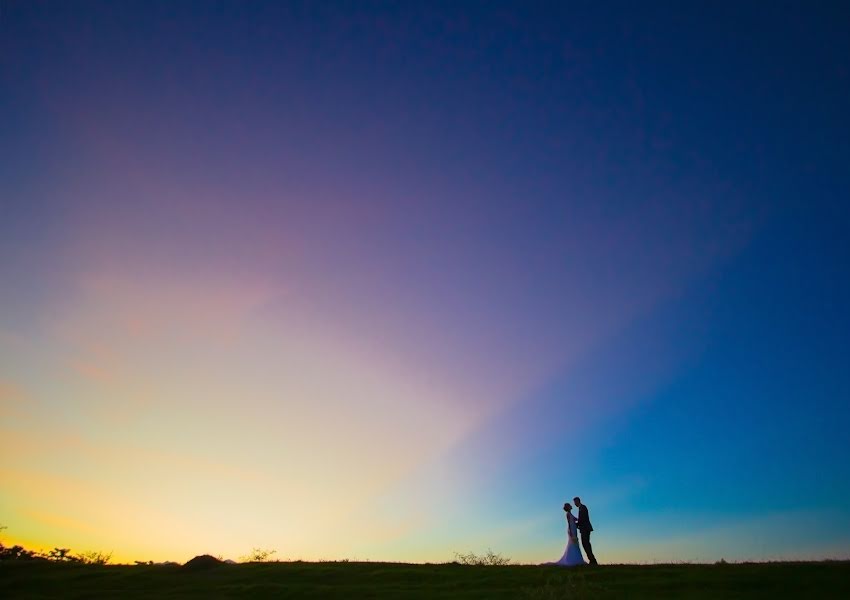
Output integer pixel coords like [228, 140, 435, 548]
[77, 550, 113, 565]
[0, 526, 111, 564]
[47, 547, 79, 562]
[0, 543, 41, 561]
[240, 547, 278, 562]
[453, 549, 511, 566]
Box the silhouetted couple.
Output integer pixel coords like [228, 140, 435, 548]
[545, 496, 598, 566]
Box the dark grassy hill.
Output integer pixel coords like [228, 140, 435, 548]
[2, 560, 849, 599]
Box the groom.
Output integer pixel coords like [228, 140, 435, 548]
[573, 496, 598, 565]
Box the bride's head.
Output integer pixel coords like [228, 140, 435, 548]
[563, 503, 572, 513]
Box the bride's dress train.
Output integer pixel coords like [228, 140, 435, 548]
[544, 512, 585, 566]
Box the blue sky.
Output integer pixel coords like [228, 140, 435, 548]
[1, 1, 849, 562]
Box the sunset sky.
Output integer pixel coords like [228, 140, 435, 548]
[2, 1, 849, 564]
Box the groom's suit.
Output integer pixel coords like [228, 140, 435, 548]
[576, 504, 597, 565]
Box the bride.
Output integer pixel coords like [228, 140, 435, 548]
[545, 502, 586, 566]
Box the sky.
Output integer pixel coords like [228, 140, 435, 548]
[1, 0, 849, 564]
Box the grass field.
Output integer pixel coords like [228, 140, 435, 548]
[2, 560, 850, 598]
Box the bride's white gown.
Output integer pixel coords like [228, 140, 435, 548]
[547, 512, 585, 566]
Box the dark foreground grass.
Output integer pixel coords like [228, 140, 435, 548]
[2, 560, 850, 599]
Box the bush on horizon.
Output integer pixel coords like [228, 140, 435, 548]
[239, 547, 278, 563]
[453, 549, 512, 566]
[0, 525, 111, 565]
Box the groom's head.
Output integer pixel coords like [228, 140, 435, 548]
[573, 496, 581, 507]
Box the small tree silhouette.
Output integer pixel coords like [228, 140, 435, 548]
[78, 550, 113, 565]
[0, 525, 39, 561]
[239, 548, 278, 562]
[47, 548, 79, 562]
[0, 544, 39, 561]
